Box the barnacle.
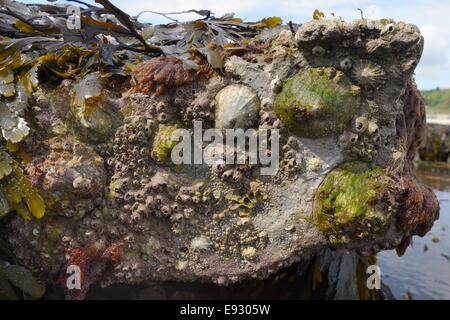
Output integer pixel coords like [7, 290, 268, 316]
[354, 37, 363, 47]
[351, 60, 386, 89]
[383, 23, 396, 34]
[312, 45, 325, 56]
[131, 57, 197, 95]
[352, 116, 368, 133]
[340, 57, 352, 70]
[190, 235, 211, 251]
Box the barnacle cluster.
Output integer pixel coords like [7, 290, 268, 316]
[107, 115, 215, 237]
[207, 142, 258, 184]
[207, 217, 268, 261]
[338, 116, 382, 161]
[198, 183, 269, 261]
[182, 92, 214, 125]
[280, 136, 304, 174]
[108, 115, 155, 219]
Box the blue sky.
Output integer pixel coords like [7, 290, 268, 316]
[20, 0, 450, 90]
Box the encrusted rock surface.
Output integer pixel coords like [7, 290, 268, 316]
[2, 18, 439, 296]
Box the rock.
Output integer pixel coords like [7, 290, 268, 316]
[138, 285, 167, 300]
[1, 16, 439, 298]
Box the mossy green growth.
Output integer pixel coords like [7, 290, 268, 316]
[151, 124, 180, 162]
[313, 161, 393, 244]
[274, 67, 360, 138]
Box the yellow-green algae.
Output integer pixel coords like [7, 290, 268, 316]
[274, 67, 360, 138]
[313, 161, 393, 243]
[0, 151, 45, 220]
[151, 124, 179, 162]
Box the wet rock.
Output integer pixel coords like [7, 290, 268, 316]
[1, 17, 438, 298]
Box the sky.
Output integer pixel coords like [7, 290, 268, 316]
[19, 0, 450, 90]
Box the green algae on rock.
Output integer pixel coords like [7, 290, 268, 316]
[274, 67, 360, 138]
[313, 161, 394, 244]
[151, 124, 180, 162]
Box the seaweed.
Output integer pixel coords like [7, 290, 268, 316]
[0, 0, 283, 74]
[0, 239, 45, 300]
